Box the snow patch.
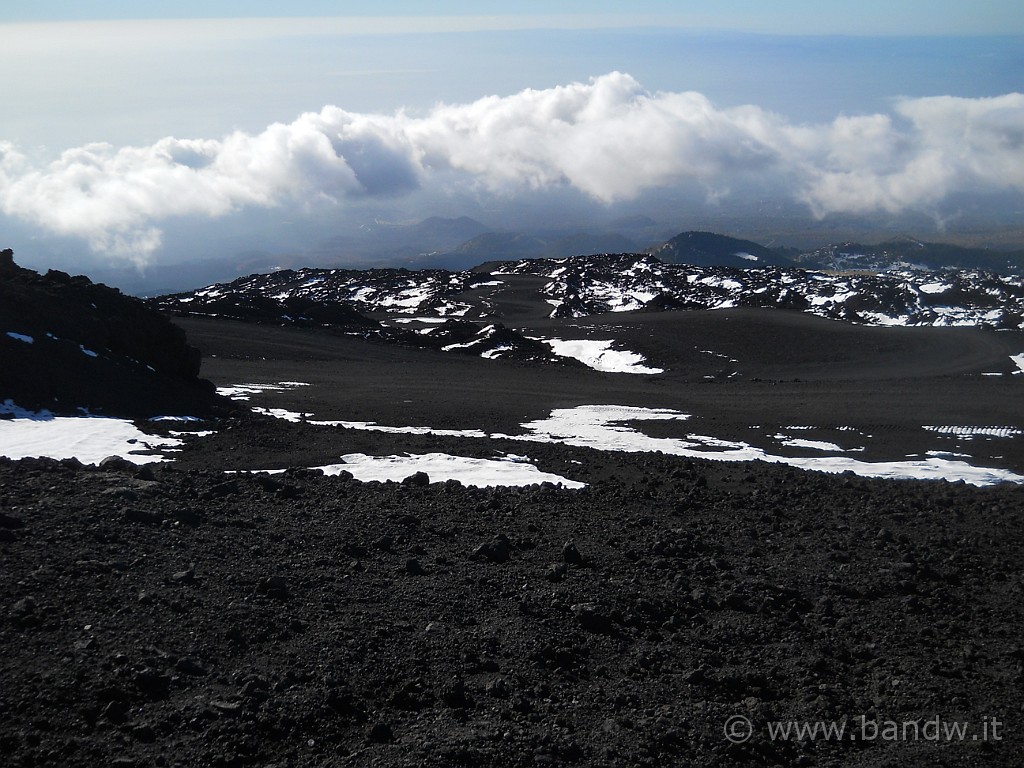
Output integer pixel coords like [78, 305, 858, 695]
[5, 332, 33, 344]
[252, 407, 312, 422]
[323, 405, 1021, 486]
[314, 419, 489, 439]
[203, 385, 1024, 487]
[0, 400, 183, 465]
[494, 406, 1022, 486]
[924, 425, 1022, 439]
[316, 453, 585, 488]
[216, 382, 310, 400]
[536, 338, 663, 374]
[775, 436, 848, 452]
[480, 345, 514, 359]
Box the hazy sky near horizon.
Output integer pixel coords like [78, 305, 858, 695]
[1, 1, 1022, 276]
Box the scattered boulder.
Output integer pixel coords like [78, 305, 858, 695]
[402, 471, 430, 487]
[99, 456, 136, 472]
[471, 534, 512, 564]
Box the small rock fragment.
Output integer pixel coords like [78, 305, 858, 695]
[442, 680, 471, 709]
[570, 602, 614, 633]
[0, 512, 24, 529]
[210, 699, 242, 716]
[257, 575, 289, 600]
[368, 722, 395, 743]
[486, 678, 511, 699]
[101, 700, 129, 724]
[135, 465, 157, 482]
[124, 508, 163, 525]
[561, 540, 584, 565]
[175, 657, 208, 676]
[10, 597, 38, 626]
[545, 563, 568, 582]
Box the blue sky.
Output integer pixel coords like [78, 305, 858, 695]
[4, 1, 1023, 34]
[1, 2, 1022, 282]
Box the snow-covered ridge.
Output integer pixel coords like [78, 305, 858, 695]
[500, 254, 1024, 328]
[155, 253, 1024, 331]
[162, 266, 474, 318]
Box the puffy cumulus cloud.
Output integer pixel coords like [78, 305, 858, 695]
[409, 72, 784, 201]
[799, 93, 1024, 216]
[0, 116, 371, 266]
[1, 74, 1022, 266]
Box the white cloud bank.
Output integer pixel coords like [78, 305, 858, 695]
[1, 72, 1022, 265]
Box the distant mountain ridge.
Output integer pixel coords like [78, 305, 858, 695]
[791, 236, 1024, 274]
[435, 226, 1024, 274]
[81, 216, 1024, 295]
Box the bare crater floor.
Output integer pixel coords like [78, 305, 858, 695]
[173, 309, 1024, 479]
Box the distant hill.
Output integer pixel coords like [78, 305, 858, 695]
[345, 216, 491, 251]
[436, 230, 640, 269]
[452, 232, 547, 261]
[402, 216, 491, 247]
[544, 232, 637, 258]
[648, 231, 796, 268]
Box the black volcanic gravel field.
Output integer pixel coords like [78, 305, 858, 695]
[3, 306, 1024, 766]
[1, 443, 1022, 767]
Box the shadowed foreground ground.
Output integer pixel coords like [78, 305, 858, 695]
[1, 309, 1022, 766]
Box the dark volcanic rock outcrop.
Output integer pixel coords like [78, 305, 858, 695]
[0, 250, 218, 417]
